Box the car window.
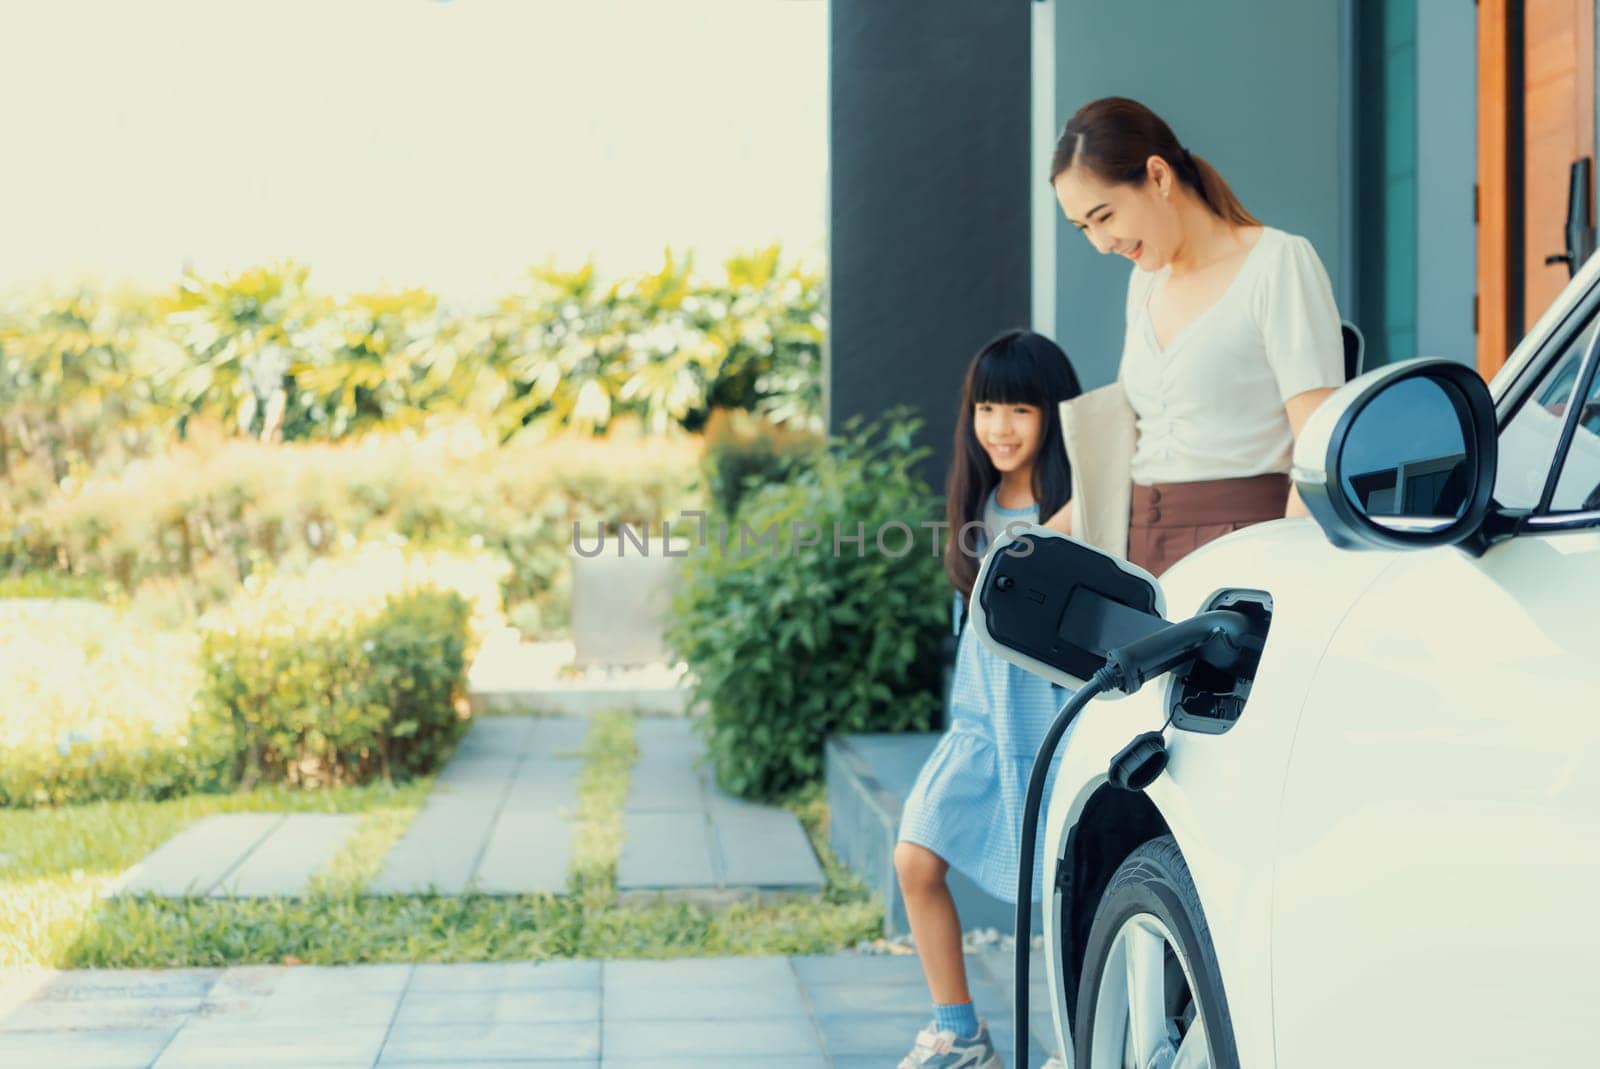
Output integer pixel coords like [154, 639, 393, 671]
[1495, 318, 1600, 509]
[1548, 357, 1600, 511]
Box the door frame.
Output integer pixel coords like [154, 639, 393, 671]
[1478, 0, 1525, 380]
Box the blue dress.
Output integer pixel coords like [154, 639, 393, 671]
[901, 494, 1072, 906]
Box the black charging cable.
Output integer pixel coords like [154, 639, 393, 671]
[1011, 664, 1116, 1065]
[1011, 609, 1254, 1066]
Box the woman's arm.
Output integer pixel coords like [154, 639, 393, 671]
[1282, 386, 1337, 517]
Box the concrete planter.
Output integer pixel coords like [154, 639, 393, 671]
[569, 538, 690, 668]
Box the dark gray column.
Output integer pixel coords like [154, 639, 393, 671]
[827, 0, 1033, 491]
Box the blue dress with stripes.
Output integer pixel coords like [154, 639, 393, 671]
[899, 492, 1071, 905]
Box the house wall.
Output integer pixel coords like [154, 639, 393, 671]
[1043, 0, 1352, 389]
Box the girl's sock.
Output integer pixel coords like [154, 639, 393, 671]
[934, 999, 980, 1038]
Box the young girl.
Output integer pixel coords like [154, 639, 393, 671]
[895, 329, 1081, 1069]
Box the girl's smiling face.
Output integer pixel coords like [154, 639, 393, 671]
[974, 400, 1043, 475]
[1052, 155, 1181, 271]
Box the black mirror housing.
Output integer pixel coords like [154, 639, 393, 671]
[1292, 358, 1499, 552]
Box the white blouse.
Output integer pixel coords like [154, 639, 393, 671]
[1118, 226, 1345, 485]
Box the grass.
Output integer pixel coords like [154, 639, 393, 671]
[0, 781, 430, 967]
[2, 711, 884, 968]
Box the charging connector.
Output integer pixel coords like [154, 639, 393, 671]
[1102, 608, 1255, 694]
[1011, 607, 1263, 1067]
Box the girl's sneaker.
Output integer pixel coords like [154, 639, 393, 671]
[897, 1020, 1004, 1068]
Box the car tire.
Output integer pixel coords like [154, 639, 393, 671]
[1073, 835, 1239, 1069]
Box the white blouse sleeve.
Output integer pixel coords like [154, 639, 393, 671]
[1256, 234, 1346, 402]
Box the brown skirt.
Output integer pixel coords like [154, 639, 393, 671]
[1127, 474, 1290, 577]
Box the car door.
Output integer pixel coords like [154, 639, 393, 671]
[1269, 313, 1600, 1067]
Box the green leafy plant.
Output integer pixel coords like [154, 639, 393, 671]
[194, 551, 478, 790]
[0, 249, 822, 485]
[667, 412, 947, 800]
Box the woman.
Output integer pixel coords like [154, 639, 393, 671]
[1042, 97, 1345, 575]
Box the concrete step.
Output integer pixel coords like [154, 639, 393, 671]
[825, 733, 1037, 938]
[467, 633, 691, 716]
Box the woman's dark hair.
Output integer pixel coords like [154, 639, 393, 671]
[1050, 97, 1259, 228]
[944, 329, 1082, 602]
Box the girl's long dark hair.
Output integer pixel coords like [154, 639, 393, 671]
[1051, 96, 1259, 228]
[944, 329, 1082, 602]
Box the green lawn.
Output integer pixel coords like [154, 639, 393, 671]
[0, 711, 882, 968]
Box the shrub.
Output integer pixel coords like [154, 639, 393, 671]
[194, 548, 481, 790]
[699, 408, 823, 520]
[0, 602, 227, 807]
[667, 413, 947, 800]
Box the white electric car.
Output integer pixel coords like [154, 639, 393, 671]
[1004, 256, 1600, 1068]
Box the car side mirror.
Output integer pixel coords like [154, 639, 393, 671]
[1292, 358, 1499, 551]
[969, 526, 1166, 694]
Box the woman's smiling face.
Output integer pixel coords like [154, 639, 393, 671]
[1053, 156, 1180, 271]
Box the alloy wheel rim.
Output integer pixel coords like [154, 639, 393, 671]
[1088, 911, 1211, 1069]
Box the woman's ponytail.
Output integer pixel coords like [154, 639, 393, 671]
[1187, 152, 1259, 227]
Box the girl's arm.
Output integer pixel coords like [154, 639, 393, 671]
[1282, 386, 1337, 517]
[1042, 501, 1073, 534]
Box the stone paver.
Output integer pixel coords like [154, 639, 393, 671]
[109, 814, 283, 897]
[0, 955, 1065, 1067]
[618, 812, 718, 890]
[109, 813, 361, 900]
[210, 815, 362, 898]
[618, 720, 825, 898]
[369, 718, 584, 896]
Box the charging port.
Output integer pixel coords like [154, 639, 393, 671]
[1167, 589, 1273, 734]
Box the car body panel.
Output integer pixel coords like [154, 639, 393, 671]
[1040, 519, 1398, 1065]
[1272, 530, 1600, 1068]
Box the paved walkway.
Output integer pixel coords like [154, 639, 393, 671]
[0, 954, 1057, 1067]
[619, 720, 824, 900]
[112, 716, 821, 902]
[369, 718, 585, 897]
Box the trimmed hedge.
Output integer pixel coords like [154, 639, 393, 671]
[198, 593, 471, 791]
[4, 430, 700, 637]
[195, 548, 480, 789]
[0, 547, 492, 807]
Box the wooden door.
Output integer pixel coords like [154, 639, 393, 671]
[1478, 0, 1596, 379]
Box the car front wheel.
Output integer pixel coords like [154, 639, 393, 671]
[1074, 835, 1239, 1069]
